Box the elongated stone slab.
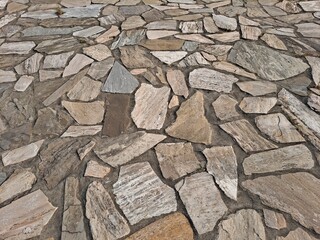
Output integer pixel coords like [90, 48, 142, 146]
[22, 26, 82, 37]
[63, 54, 94, 77]
[277, 228, 318, 240]
[94, 131, 166, 167]
[212, 94, 239, 121]
[35, 37, 83, 54]
[242, 172, 320, 234]
[113, 162, 177, 224]
[0, 190, 57, 240]
[151, 51, 187, 65]
[220, 119, 278, 153]
[263, 209, 287, 230]
[239, 97, 277, 114]
[176, 172, 227, 234]
[60, 5, 105, 18]
[0, 41, 35, 55]
[236, 81, 277, 96]
[61, 125, 102, 138]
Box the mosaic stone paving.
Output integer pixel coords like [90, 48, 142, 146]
[0, 0, 320, 239]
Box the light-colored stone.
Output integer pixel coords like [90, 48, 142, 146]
[15, 53, 43, 75]
[43, 51, 74, 69]
[63, 54, 94, 77]
[212, 61, 257, 79]
[299, 1, 320, 12]
[212, 14, 237, 30]
[263, 209, 287, 230]
[14, 76, 34, 92]
[207, 31, 240, 42]
[0, 41, 35, 55]
[261, 33, 287, 50]
[39, 70, 62, 82]
[122, 16, 146, 30]
[61, 5, 105, 18]
[212, 94, 239, 121]
[96, 25, 120, 43]
[306, 56, 320, 86]
[146, 30, 178, 39]
[83, 44, 112, 61]
[236, 81, 277, 96]
[178, 52, 210, 68]
[151, 51, 188, 65]
[175, 33, 215, 43]
[77, 140, 96, 160]
[84, 160, 111, 178]
[239, 97, 277, 114]
[61, 125, 102, 138]
[167, 69, 189, 98]
[277, 228, 318, 240]
[61, 0, 91, 7]
[67, 76, 102, 101]
[0, 69, 16, 83]
[241, 25, 262, 40]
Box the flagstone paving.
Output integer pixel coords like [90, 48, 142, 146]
[0, 0, 320, 239]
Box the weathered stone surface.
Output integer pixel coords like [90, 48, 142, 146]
[151, 51, 188, 65]
[15, 53, 43, 75]
[175, 33, 214, 44]
[12, 76, 31, 92]
[236, 81, 277, 96]
[276, 228, 318, 240]
[240, 25, 262, 40]
[102, 61, 139, 93]
[228, 41, 309, 81]
[94, 131, 166, 167]
[166, 91, 212, 145]
[0, 190, 57, 240]
[63, 54, 94, 77]
[1, 140, 44, 166]
[212, 61, 257, 79]
[122, 16, 146, 30]
[120, 46, 154, 68]
[73, 26, 105, 38]
[111, 29, 145, 49]
[261, 33, 287, 50]
[0, 69, 16, 83]
[39, 70, 62, 82]
[22, 26, 82, 37]
[61, 125, 102, 138]
[67, 76, 102, 101]
[220, 119, 278, 153]
[155, 142, 200, 180]
[0, 41, 35, 55]
[167, 69, 189, 98]
[306, 56, 320, 86]
[83, 44, 112, 62]
[308, 93, 320, 112]
[243, 145, 314, 175]
[176, 172, 227, 234]
[141, 39, 184, 51]
[61, 0, 90, 7]
[178, 52, 210, 68]
[40, 18, 98, 28]
[296, 23, 320, 38]
[132, 83, 170, 130]
[179, 20, 203, 33]
[43, 51, 74, 69]
[77, 140, 96, 160]
[96, 25, 120, 43]
[243, 172, 320, 234]
[212, 94, 239, 121]
[62, 101, 105, 125]
[207, 31, 240, 42]
[299, 1, 320, 11]
[239, 97, 277, 114]
[0, 169, 36, 204]
[263, 209, 287, 230]
[203, 146, 238, 200]
[113, 162, 177, 224]
[35, 37, 83, 54]
[255, 113, 305, 143]
[212, 14, 237, 30]
[189, 68, 238, 92]
[278, 75, 311, 97]
[86, 181, 130, 240]
[217, 209, 266, 240]
[61, 5, 105, 18]
[84, 160, 111, 178]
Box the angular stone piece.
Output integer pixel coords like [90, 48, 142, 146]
[15, 53, 43, 75]
[179, 20, 203, 33]
[67, 76, 102, 101]
[263, 209, 287, 230]
[0, 41, 35, 55]
[166, 91, 212, 145]
[63, 54, 94, 77]
[86, 182, 130, 239]
[111, 29, 145, 49]
[212, 94, 239, 121]
[150, 51, 187, 65]
[73, 26, 105, 38]
[62, 101, 105, 125]
[236, 81, 277, 96]
[141, 39, 184, 51]
[176, 172, 227, 234]
[212, 14, 237, 30]
[39, 70, 62, 82]
[277, 228, 318, 240]
[203, 146, 238, 200]
[22, 26, 82, 37]
[120, 45, 154, 68]
[243, 144, 314, 175]
[228, 40, 309, 81]
[77, 140, 96, 160]
[306, 56, 320, 86]
[189, 68, 238, 93]
[122, 16, 146, 30]
[0, 69, 16, 83]
[212, 61, 257, 79]
[240, 25, 262, 40]
[207, 32, 240, 42]
[261, 33, 287, 50]
[61, 0, 91, 7]
[113, 162, 177, 224]
[296, 23, 320, 38]
[61, 5, 105, 18]
[35, 37, 82, 55]
[239, 97, 277, 114]
[220, 119, 278, 153]
[102, 61, 139, 93]
[126, 212, 194, 240]
[94, 131, 166, 167]
[61, 125, 102, 138]
[0, 190, 57, 240]
[278, 76, 311, 97]
[299, 1, 320, 11]
[255, 113, 305, 143]
[83, 44, 112, 62]
[155, 142, 201, 180]
[88, 58, 114, 80]
[217, 209, 266, 240]
[14, 76, 33, 92]
[1, 140, 44, 166]
[84, 160, 111, 178]
[242, 172, 320, 234]
[167, 69, 189, 98]
[43, 51, 74, 69]
[0, 169, 36, 204]
[178, 52, 210, 68]
[132, 83, 170, 130]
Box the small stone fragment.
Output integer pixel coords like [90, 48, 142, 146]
[261, 33, 287, 50]
[277, 228, 318, 240]
[239, 97, 277, 114]
[151, 51, 188, 65]
[67, 76, 102, 101]
[14, 76, 34, 92]
[263, 209, 287, 230]
[212, 94, 239, 121]
[43, 51, 74, 69]
[212, 14, 237, 30]
[63, 54, 94, 77]
[236, 81, 277, 96]
[77, 140, 96, 160]
[84, 160, 111, 178]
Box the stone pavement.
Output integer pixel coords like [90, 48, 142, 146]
[0, 0, 320, 239]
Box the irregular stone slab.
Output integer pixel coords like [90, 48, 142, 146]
[179, 20, 203, 33]
[0, 55, 27, 68]
[22, 26, 82, 37]
[255, 113, 305, 143]
[140, 39, 184, 51]
[212, 14, 237, 30]
[207, 31, 240, 42]
[236, 81, 277, 96]
[120, 45, 154, 68]
[111, 29, 145, 49]
[220, 119, 278, 153]
[113, 162, 177, 224]
[132, 83, 170, 130]
[119, 5, 151, 16]
[178, 52, 210, 68]
[83, 44, 112, 62]
[63, 54, 94, 77]
[102, 61, 139, 93]
[243, 144, 314, 175]
[99, 13, 125, 27]
[306, 56, 320, 86]
[15, 53, 43, 75]
[308, 93, 320, 112]
[176, 172, 227, 234]
[0, 41, 35, 55]
[175, 33, 214, 44]
[96, 25, 120, 43]
[73, 26, 105, 38]
[61, 5, 105, 18]
[240, 25, 262, 40]
[0, 190, 57, 240]
[87, 58, 113, 80]
[261, 33, 287, 50]
[299, 1, 320, 11]
[0, 0, 8, 9]
[296, 23, 320, 38]
[212, 94, 239, 121]
[217, 209, 266, 240]
[122, 16, 146, 30]
[102, 94, 131, 137]
[35, 37, 82, 54]
[61, 125, 102, 138]
[167, 69, 189, 98]
[1, 140, 44, 166]
[239, 97, 277, 114]
[86, 181, 130, 239]
[0, 14, 18, 29]
[67, 76, 102, 101]
[62, 101, 105, 125]
[189, 68, 238, 93]
[0, 169, 36, 204]
[146, 19, 177, 29]
[155, 142, 201, 180]
[84, 160, 111, 178]
[263, 209, 287, 230]
[278, 75, 311, 97]
[147, 30, 178, 40]
[39, 70, 62, 82]
[126, 212, 194, 240]
[0, 69, 16, 83]
[212, 61, 257, 79]
[77, 140, 96, 161]
[228, 41, 309, 81]
[61, 0, 91, 7]
[242, 172, 320, 234]
[61, 177, 86, 240]
[277, 228, 318, 240]
[203, 146, 238, 200]
[166, 91, 212, 145]
[94, 131, 166, 167]
[151, 51, 188, 65]
[21, 10, 58, 19]
[43, 51, 74, 69]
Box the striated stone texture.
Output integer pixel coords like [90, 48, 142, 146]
[212, 94, 239, 120]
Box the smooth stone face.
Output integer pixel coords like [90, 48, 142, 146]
[217, 209, 266, 240]
[43, 51, 74, 69]
[113, 162, 177, 225]
[255, 113, 305, 143]
[203, 146, 238, 200]
[263, 209, 287, 230]
[212, 94, 239, 120]
[178, 52, 210, 68]
[176, 172, 227, 234]
[239, 97, 277, 114]
[131, 83, 170, 130]
[207, 31, 240, 42]
[0, 70, 16, 83]
[0, 41, 35, 54]
[212, 61, 257, 79]
[242, 172, 320, 234]
[228, 40, 309, 81]
[67, 76, 102, 101]
[236, 81, 277, 96]
[126, 212, 194, 240]
[306, 56, 320, 86]
[62, 101, 105, 125]
[15, 53, 43, 75]
[167, 69, 189, 98]
[299, 1, 320, 11]
[155, 142, 201, 180]
[122, 16, 146, 30]
[35, 37, 83, 54]
[120, 45, 155, 68]
[296, 23, 320, 38]
[61, 125, 102, 138]
[73, 26, 105, 38]
[94, 131, 166, 167]
[166, 91, 212, 145]
[14, 76, 34, 92]
[83, 44, 112, 61]
[102, 61, 139, 93]
[60, 5, 105, 18]
[140, 39, 184, 51]
[220, 119, 278, 153]
[151, 51, 188, 65]
[88, 57, 114, 80]
[84, 160, 111, 178]
[189, 68, 238, 93]
[278, 75, 311, 97]
[86, 182, 130, 239]
[212, 14, 237, 30]
[261, 33, 287, 50]
[276, 228, 318, 240]
[63, 54, 94, 77]
[111, 29, 145, 49]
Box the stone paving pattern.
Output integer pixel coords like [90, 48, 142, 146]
[0, 0, 320, 239]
